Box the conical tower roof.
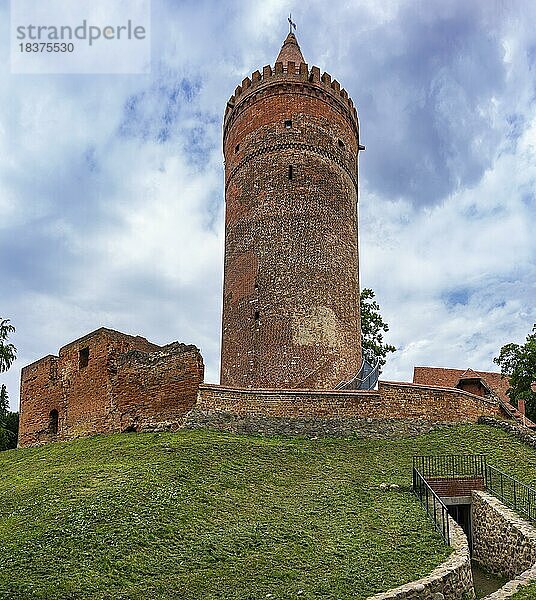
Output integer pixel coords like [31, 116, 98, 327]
[275, 32, 305, 66]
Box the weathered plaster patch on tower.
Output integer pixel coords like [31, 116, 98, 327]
[292, 306, 339, 348]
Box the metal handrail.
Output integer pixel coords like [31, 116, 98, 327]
[485, 465, 536, 523]
[336, 357, 380, 391]
[412, 454, 536, 526]
[412, 467, 451, 545]
[412, 454, 487, 479]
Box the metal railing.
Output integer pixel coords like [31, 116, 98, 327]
[485, 465, 536, 523]
[412, 467, 451, 545]
[411, 455, 536, 529]
[336, 358, 380, 391]
[412, 454, 487, 480]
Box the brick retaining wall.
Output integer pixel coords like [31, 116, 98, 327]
[427, 476, 485, 498]
[185, 381, 500, 437]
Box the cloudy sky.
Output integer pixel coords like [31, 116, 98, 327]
[1, 0, 536, 410]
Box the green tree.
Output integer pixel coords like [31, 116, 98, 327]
[0, 384, 7, 415]
[0, 385, 17, 450]
[0, 318, 16, 373]
[0, 319, 18, 450]
[360, 288, 396, 372]
[494, 324, 536, 421]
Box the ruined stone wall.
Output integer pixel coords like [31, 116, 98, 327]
[185, 381, 500, 437]
[472, 491, 536, 598]
[57, 330, 158, 440]
[19, 355, 63, 447]
[111, 342, 204, 432]
[221, 59, 362, 390]
[19, 328, 204, 447]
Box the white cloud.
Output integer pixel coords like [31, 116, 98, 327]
[1, 0, 536, 411]
[361, 107, 536, 381]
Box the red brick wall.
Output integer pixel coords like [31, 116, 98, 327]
[198, 385, 379, 418]
[19, 328, 204, 447]
[19, 356, 63, 446]
[378, 381, 500, 422]
[427, 477, 485, 497]
[111, 343, 204, 432]
[196, 380, 500, 422]
[220, 60, 362, 390]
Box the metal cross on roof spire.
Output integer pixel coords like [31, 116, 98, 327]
[288, 14, 296, 34]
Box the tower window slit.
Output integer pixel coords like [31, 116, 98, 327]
[288, 165, 293, 180]
[235, 143, 240, 153]
[49, 409, 59, 435]
[79, 347, 89, 369]
[254, 310, 260, 321]
[284, 119, 292, 129]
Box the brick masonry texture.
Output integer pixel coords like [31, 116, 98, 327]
[426, 477, 485, 498]
[220, 35, 362, 390]
[472, 491, 536, 599]
[185, 381, 500, 437]
[414, 368, 536, 427]
[19, 328, 204, 447]
[367, 517, 474, 600]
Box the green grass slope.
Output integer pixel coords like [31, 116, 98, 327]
[512, 582, 536, 599]
[1, 425, 536, 600]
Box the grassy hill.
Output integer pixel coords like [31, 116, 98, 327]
[1, 424, 536, 599]
[512, 582, 536, 598]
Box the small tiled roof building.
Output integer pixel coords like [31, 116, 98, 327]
[414, 367, 510, 403]
[413, 366, 535, 427]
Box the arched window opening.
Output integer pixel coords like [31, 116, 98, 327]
[49, 409, 59, 435]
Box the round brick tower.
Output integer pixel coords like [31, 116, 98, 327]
[220, 31, 363, 389]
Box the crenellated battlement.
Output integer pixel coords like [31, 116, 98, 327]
[224, 61, 358, 140]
